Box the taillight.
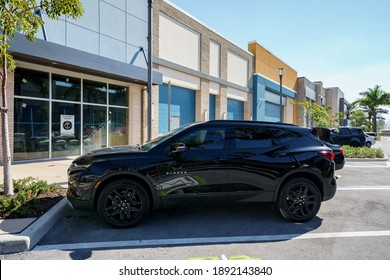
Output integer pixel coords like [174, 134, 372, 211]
[339, 147, 344, 155]
[320, 150, 335, 161]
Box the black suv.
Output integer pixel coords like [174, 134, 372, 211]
[67, 120, 337, 227]
[330, 127, 366, 147]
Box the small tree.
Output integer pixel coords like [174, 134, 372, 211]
[350, 109, 371, 131]
[1, 0, 84, 196]
[296, 100, 332, 127]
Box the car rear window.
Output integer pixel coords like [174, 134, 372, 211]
[271, 128, 301, 144]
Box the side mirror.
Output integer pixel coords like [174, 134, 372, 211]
[170, 142, 186, 154]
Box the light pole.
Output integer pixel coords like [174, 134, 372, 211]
[147, 0, 153, 142]
[278, 68, 284, 123]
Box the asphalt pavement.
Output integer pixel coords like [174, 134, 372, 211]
[0, 138, 389, 255]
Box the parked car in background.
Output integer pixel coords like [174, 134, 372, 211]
[311, 127, 345, 170]
[365, 132, 377, 139]
[364, 132, 376, 148]
[68, 120, 337, 227]
[330, 127, 366, 147]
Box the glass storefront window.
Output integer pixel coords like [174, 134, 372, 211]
[52, 74, 81, 101]
[14, 99, 50, 160]
[14, 67, 130, 161]
[14, 68, 49, 99]
[109, 84, 128, 106]
[52, 102, 81, 158]
[83, 105, 107, 153]
[109, 107, 128, 146]
[83, 80, 107, 104]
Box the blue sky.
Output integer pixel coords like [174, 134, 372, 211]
[168, 0, 390, 122]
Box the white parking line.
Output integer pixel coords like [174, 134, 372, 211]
[32, 230, 390, 252]
[343, 164, 388, 168]
[338, 186, 390, 190]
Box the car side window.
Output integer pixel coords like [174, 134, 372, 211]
[352, 129, 363, 135]
[175, 127, 227, 150]
[272, 129, 300, 144]
[235, 127, 274, 149]
[339, 128, 350, 135]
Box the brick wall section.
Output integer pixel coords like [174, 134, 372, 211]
[128, 85, 144, 145]
[196, 79, 209, 122]
[0, 71, 14, 165]
[154, 0, 254, 122]
[216, 86, 228, 119]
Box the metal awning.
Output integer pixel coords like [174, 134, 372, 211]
[9, 33, 162, 86]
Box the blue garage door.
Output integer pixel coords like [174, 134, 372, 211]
[265, 102, 282, 122]
[227, 98, 244, 120]
[159, 84, 196, 134]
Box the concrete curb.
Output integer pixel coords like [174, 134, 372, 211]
[345, 154, 388, 162]
[0, 198, 71, 254]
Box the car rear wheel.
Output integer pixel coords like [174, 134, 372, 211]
[366, 141, 372, 148]
[97, 180, 149, 228]
[277, 178, 321, 222]
[350, 141, 360, 147]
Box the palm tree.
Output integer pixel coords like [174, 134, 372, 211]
[346, 100, 359, 120]
[358, 85, 390, 133]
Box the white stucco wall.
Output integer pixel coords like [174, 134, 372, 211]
[159, 13, 200, 71]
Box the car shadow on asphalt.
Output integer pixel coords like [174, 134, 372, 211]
[37, 203, 322, 249]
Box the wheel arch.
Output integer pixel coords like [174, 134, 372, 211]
[92, 171, 161, 211]
[274, 171, 324, 202]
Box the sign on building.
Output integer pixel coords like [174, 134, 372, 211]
[60, 115, 75, 137]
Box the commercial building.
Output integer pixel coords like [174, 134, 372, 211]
[4, 0, 162, 162]
[153, 0, 254, 136]
[1, 0, 349, 164]
[248, 42, 297, 124]
[296, 78, 348, 127]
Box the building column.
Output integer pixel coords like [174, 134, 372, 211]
[141, 85, 159, 143]
[244, 93, 253, 120]
[216, 86, 227, 119]
[128, 85, 144, 145]
[196, 79, 209, 122]
[0, 71, 15, 164]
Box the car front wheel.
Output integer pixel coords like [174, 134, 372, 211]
[97, 180, 150, 228]
[277, 178, 321, 222]
[366, 142, 372, 148]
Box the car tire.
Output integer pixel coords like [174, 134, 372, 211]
[97, 180, 150, 228]
[350, 141, 360, 147]
[277, 178, 322, 222]
[366, 142, 372, 148]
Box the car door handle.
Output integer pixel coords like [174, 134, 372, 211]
[213, 158, 227, 164]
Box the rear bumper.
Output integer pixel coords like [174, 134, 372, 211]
[322, 176, 337, 201]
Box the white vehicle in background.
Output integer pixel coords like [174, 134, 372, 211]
[364, 132, 376, 148]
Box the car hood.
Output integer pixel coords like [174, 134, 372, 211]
[72, 145, 144, 165]
[87, 145, 141, 155]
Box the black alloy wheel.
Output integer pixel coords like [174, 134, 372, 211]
[277, 178, 321, 222]
[97, 180, 150, 228]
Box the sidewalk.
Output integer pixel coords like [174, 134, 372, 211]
[0, 158, 74, 254]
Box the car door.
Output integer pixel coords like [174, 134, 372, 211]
[227, 126, 296, 203]
[332, 127, 351, 145]
[157, 125, 230, 206]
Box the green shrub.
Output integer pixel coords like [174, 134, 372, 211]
[0, 177, 62, 218]
[342, 145, 385, 158]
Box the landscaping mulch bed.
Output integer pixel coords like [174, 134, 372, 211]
[0, 188, 67, 219]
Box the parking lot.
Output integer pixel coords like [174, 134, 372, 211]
[1, 137, 389, 260]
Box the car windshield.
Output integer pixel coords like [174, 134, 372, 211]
[140, 123, 197, 151]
